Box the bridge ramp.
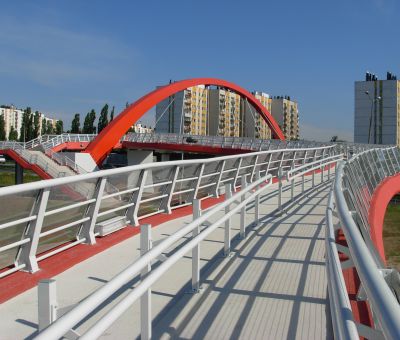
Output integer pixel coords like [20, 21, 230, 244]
[0, 175, 333, 339]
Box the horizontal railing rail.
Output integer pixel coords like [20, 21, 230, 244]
[34, 150, 343, 339]
[34, 173, 273, 339]
[0, 144, 339, 278]
[326, 146, 400, 340]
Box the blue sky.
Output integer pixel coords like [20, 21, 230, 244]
[0, 0, 399, 141]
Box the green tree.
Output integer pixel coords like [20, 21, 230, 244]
[110, 106, 115, 122]
[98, 104, 109, 133]
[46, 120, 54, 134]
[33, 111, 40, 138]
[0, 115, 6, 140]
[8, 126, 18, 141]
[71, 114, 80, 133]
[20, 107, 33, 142]
[55, 120, 64, 134]
[0, 114, 6, 140]
[83, 109, 96, 134]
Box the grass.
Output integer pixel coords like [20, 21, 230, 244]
[383, 204, 400, 271]
[0, 168, 41, 187]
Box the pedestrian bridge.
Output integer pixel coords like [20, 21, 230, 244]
[0, 140, 399, 339]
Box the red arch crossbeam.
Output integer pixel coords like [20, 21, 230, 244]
[85, 78, 285, 163]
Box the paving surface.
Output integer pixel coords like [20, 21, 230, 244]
[0, 173, 333, 339]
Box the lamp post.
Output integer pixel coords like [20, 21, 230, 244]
[365, 91, 381, 144]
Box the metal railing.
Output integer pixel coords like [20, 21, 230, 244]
[122, 132, 384, 156]
[326, 146, 400, 340]
[0, 144, 338, 278]
[34, 150, 342, 339]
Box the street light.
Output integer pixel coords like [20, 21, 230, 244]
[364, 91, 381, 144]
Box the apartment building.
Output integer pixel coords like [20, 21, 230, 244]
[243, 91, 272, 139]
[0, 105, 24, 139]
[0, 105, 60, 140]
[155, 82, 300, 140]
[130, 123, 153, 133]
[354, 72, 400, 146]
[270, 96, 299, 140]
[208, 88, 242, 137]
[155, 85, 208, 135]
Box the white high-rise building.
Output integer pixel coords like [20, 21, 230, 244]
[155, 85, 208, 135]
[0, 105, 24, 139]
[243, 92, 272, 139]
[354, 72, 400, 146]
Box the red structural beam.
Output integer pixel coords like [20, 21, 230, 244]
[85, 78, 285, 164]
[368, 173, 400, 264]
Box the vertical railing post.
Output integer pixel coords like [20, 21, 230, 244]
[16, 187, 50, 273]
[224, 183, 233, 256]
[38, 279, 58, 332]
[79, 177, 107, 244]
[160, 165, 180, 214]
[213, 160, 226, 197]
[190, 164, 205, 202]
[254, 172, 260, 226]
[240, 174, 248, 239]
[232, 157, 243, 191]
[250, 155, 259, 183]
[312, 150, 317, 188]
[192, 199, 201, 292]
[302, 150, 307, 193]
[128, 170, 148, 226]
[278, 167, 283, 212]
[321, 149, 326, 183]
[140, 224, 152, 340]
[290, 166, 294, 200]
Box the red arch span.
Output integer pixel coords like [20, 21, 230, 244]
[368, 173, 400, 264]
[85, 78, 285, 163]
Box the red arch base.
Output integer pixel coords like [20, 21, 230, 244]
[368, 173, 400, 264]
[85, 78, 285, 164]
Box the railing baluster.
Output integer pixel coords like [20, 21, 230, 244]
[16, 187, 50, 273]
[128, 170, 148, 226]
[140, 224, 152, 340]
[224, 183, 233, 256]
[192, 199, 201, 292]
[160, 166, 180, 214]
[240, 175, 248, 238]
[78, 177, 107, 244]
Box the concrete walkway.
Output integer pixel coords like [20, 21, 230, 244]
[0, 174, 333, 339]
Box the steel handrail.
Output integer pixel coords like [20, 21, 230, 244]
[0, 145, 336, 196]
[34, 173, 272, 339]
[325, 189, 358, 340]
[334, 162, 400, 340]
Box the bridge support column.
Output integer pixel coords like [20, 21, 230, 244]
[15, 162, 24, 184]
[224, 183, 233, 256]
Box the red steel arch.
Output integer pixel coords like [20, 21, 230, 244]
[85, 78, 285, 163]
[368, 173, 400, 264]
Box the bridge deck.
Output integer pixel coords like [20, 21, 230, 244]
[0, 175, 333, 339]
